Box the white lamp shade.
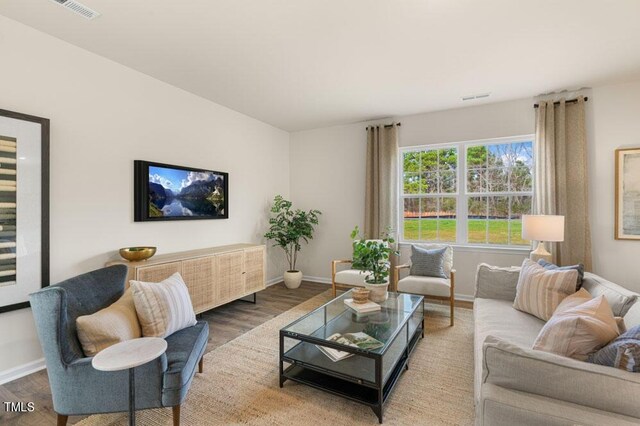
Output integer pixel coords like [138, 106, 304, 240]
[522, 215, 565, 242]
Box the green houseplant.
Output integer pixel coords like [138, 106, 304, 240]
[265, 195, 321, 289]
[350, 226, 398, 302]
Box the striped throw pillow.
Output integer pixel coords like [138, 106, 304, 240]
[513, 259, 578, 321]
[130, 272, 197, 338]
[76, 288, 141, 356]
[533, 294, 620, 360]
[589, 324, 640, 371]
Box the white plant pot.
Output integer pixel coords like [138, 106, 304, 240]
[364, 280, 389, 303]
[284, 270, 303, 289]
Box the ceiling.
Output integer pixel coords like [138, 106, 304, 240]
[2, 0, 640, 131]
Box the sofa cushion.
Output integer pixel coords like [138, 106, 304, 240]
[513, 259, 578, 321]
[76, 288, 141, 356]
[624, 301, 640, 330]
[474, 263, 521, 302]
[397, 276, 450, 297]
[163, 320, 209, 402]
[473, 298, 545, 403]
[409, 245, 447, 278]
[334, 269, 370, 286]
[482, 336, 640, 419]
[582, 272, 638, 317]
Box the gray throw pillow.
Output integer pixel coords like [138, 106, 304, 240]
[538, 259, 584, 290]
[410, 245, 447, 279]
[588, 325, 640, 372]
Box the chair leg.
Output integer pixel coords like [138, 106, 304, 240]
[172, 405, 181, 426]
[332, 282, 337, 298]
[198, 356, 204, 373]
[57, 414, 68, 426]
[450, 273, 455, 327]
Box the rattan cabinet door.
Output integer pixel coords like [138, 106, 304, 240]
[243, 246, 265, 294]
[216, 250, 244, 303]
[182, 256, 215, 314]
[136, 261, 182, 283]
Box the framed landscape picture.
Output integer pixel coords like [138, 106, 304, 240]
[134, 160, 228, 221]
[615, 148, 640, 240]
[0, 109, 50, 313]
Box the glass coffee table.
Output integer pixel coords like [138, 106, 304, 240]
[279, 290, 424, 423]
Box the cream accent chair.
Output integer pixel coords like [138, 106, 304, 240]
[331, 240, 392, 298]
[394, 244, 455, 326]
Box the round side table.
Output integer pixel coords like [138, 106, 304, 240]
[92, 337, 167, 426]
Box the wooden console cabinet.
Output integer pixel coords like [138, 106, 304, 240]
[108, 244, 266, 314]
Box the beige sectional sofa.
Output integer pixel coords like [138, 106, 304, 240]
[474, 265, 640, 425]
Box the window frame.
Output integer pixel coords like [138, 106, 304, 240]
[398, 134, 535, 249]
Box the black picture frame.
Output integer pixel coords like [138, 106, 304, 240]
[0, 109, 50, 314]
[134, 160, 229, 222]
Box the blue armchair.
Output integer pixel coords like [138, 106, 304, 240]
[30, 264, 209, 426]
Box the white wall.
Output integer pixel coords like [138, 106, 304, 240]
[589, 80, 640, 292]
[290, 98, 535, 298]
[0, 16, 289, 378]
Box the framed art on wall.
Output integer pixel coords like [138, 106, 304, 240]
[0, 109, 49, 313]
[615, 147, 640, 240]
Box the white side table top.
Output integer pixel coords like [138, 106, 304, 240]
[92, 337, 167, 371]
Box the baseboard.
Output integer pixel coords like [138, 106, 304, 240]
[302, 275, 332, 285]
[266, 276, 284, 287]
[0, 358, 46, 385]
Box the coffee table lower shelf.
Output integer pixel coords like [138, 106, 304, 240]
[280, 328, 423, 423]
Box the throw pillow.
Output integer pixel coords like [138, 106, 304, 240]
[537, 259, 585, 290]
[615, 344, 640, 372]
[588, 325, 640, 371]
[533, 295, 620, 360]
[513, 259, 578, 321]
[130, 272, 197, 338]
[76, 288, 141, 356]
[410, 245, 447, 279]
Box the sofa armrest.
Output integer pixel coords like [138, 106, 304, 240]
[482, 336, 640, 419]
[474, 263, 521, 301]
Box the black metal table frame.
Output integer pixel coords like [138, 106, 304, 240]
[279, 296, 424, 424]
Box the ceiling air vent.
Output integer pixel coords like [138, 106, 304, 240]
[50, 0, 100, 20]
[462, 93, 491, 101]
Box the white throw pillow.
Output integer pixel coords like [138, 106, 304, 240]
[513, 259, 578, 321]
[130, 272, 197, 338]
[533, 293, 620, 360]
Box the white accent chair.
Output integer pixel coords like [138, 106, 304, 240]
[394, 244, 455, 326]
[331, 240, 392, 298]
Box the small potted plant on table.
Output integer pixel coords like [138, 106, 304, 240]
[350, 226, 398, 302]
[265, 195, 321, 289]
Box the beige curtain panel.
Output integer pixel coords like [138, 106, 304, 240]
[365, 124, 399, 239]
[534, 97, 592, 269]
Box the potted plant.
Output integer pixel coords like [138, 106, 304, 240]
[265, 195, 321, 289]
[350, 226, 398, 302]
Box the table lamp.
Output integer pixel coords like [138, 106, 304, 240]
[521, 215, 565, 263]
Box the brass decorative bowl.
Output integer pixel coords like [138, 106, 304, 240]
[352, 288, 370, 304]
[119, 247, 157, 262]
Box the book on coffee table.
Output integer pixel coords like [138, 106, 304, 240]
[316, 332, 384, 362]
[344, 298, 381, 313]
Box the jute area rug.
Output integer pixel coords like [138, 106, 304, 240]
[79, 291, 474, 425]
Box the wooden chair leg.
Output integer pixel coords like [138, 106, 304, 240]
[172, 405, 181, 426]
[57, 414, 68, 426]
[450, 271, 455, 327]
[198, 356, 204, 373]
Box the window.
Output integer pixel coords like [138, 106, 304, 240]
[400, 136, 534, 247]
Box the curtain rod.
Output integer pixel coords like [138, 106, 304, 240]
[366, 122, 401, 130]
[533, 97, 588, 108]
